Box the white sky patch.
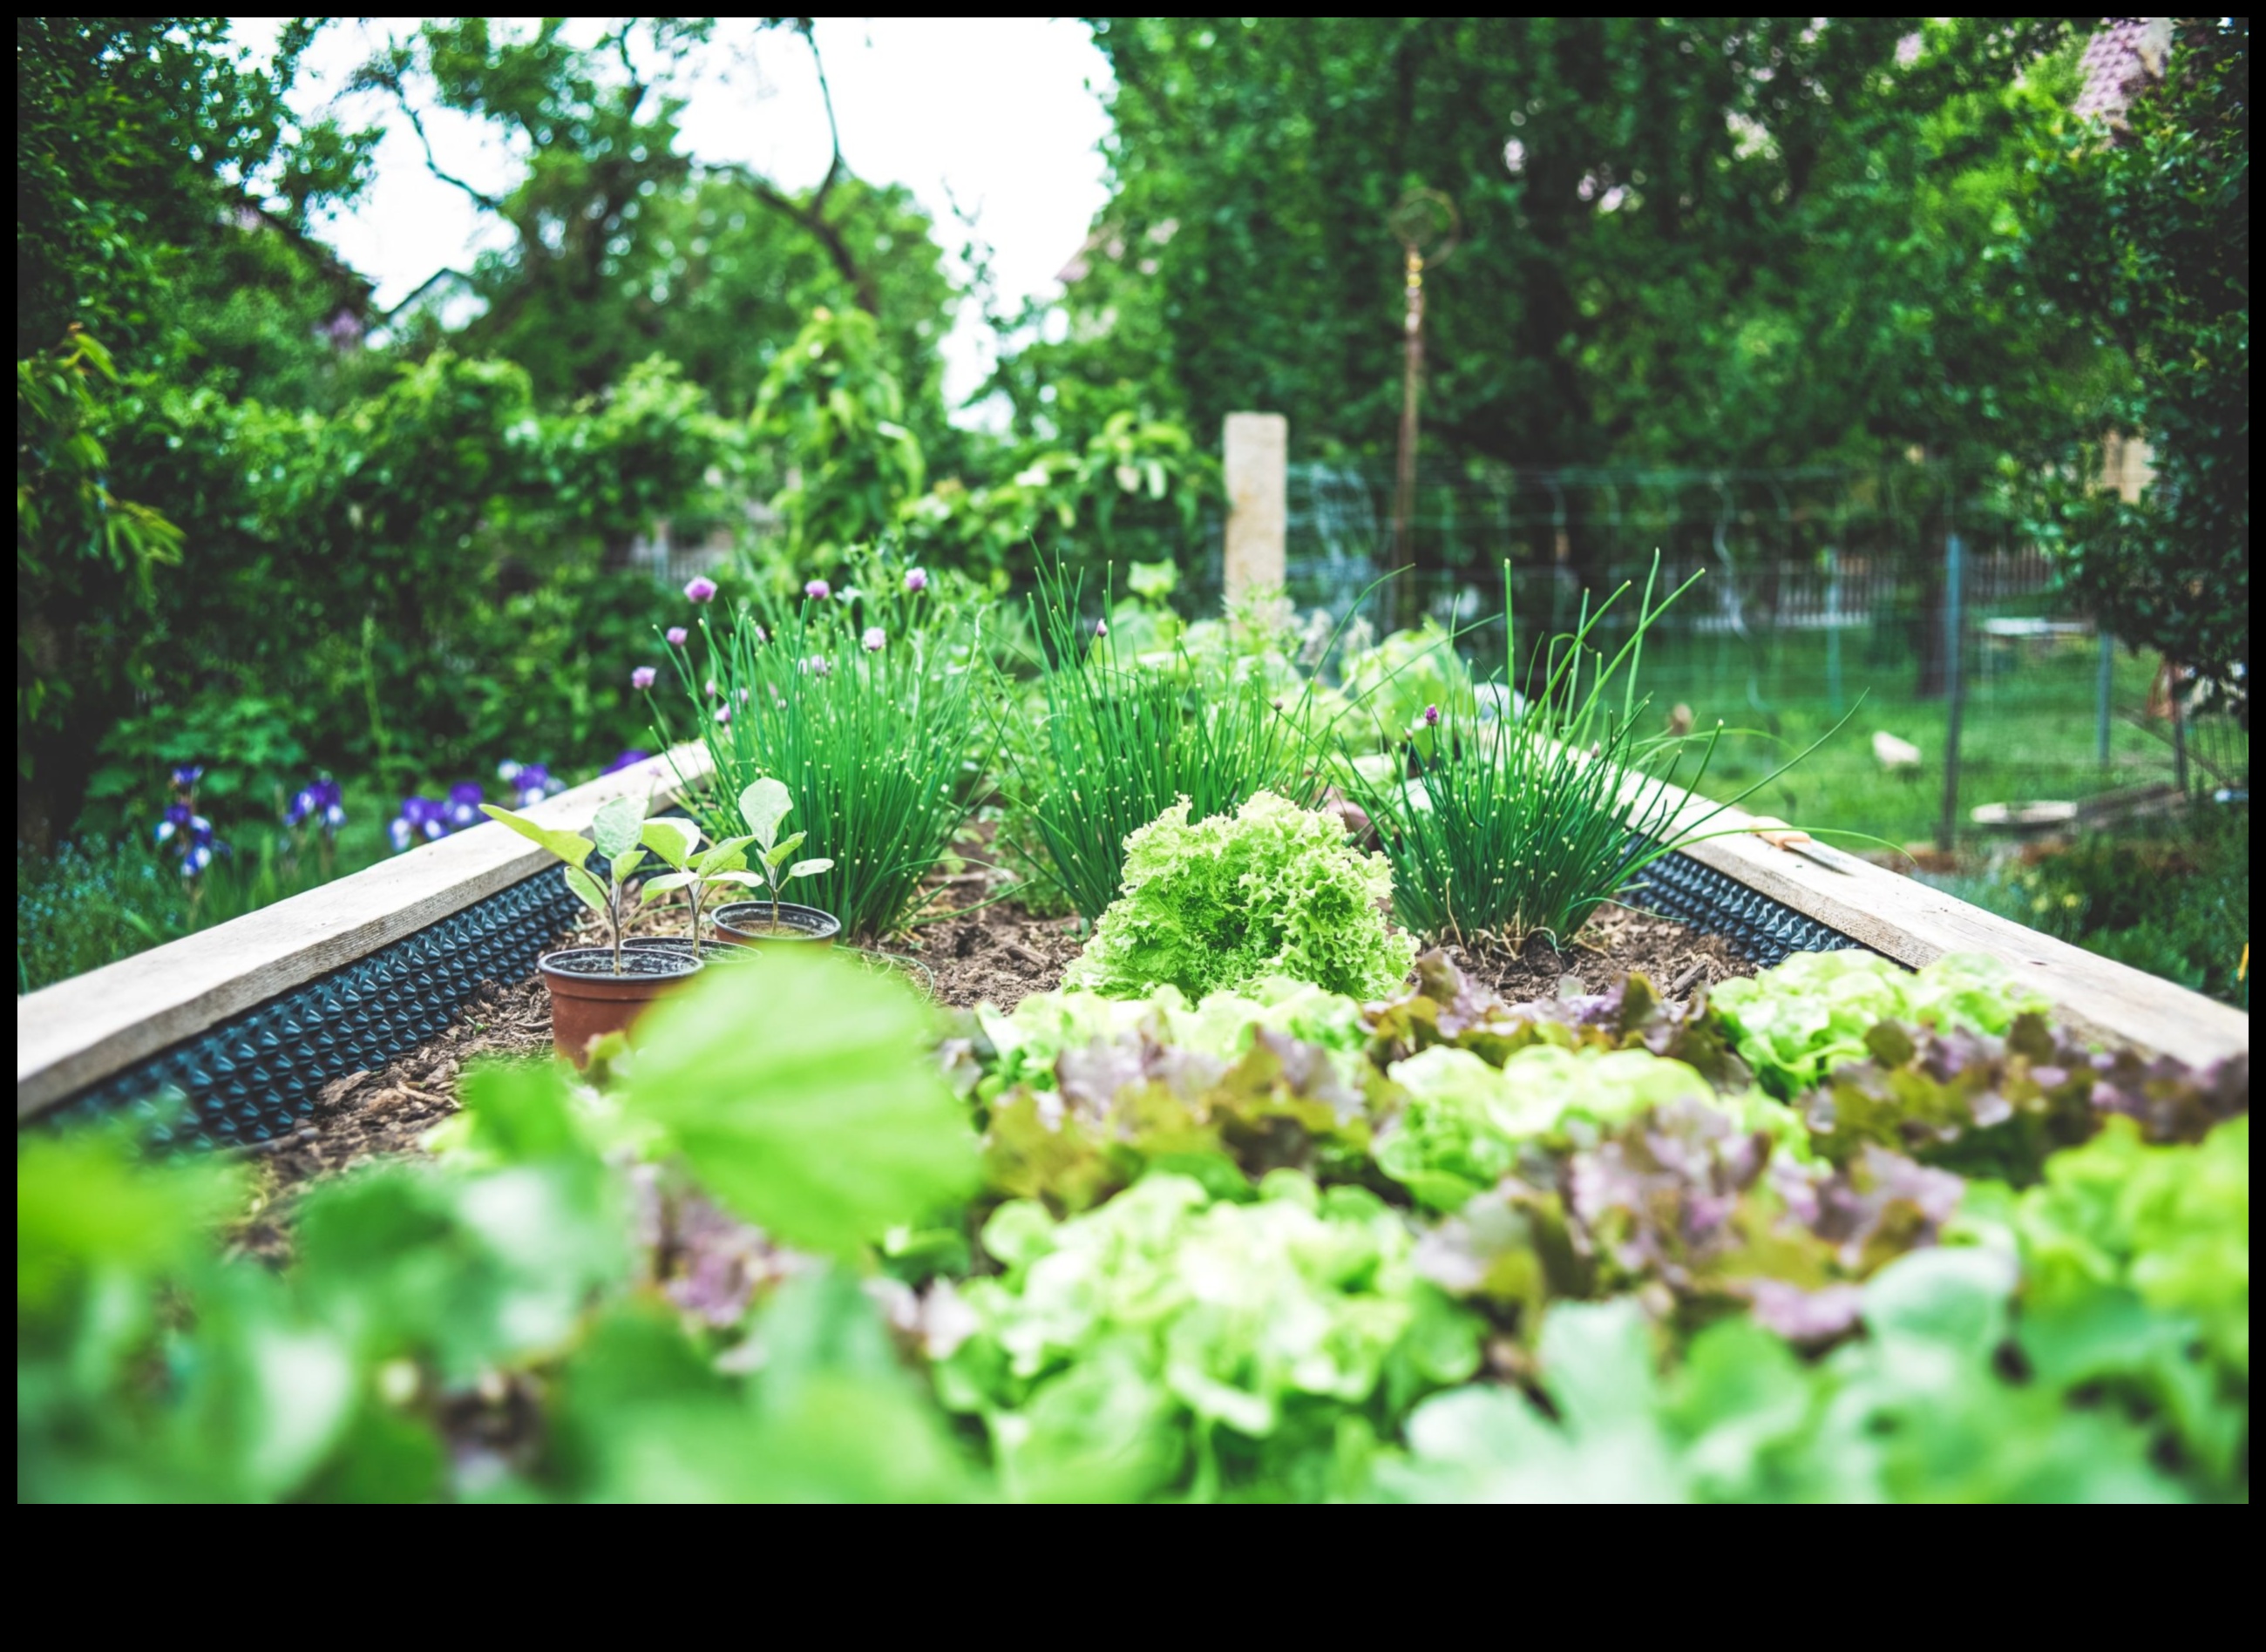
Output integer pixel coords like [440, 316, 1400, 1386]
[238, 17, 1116, 425]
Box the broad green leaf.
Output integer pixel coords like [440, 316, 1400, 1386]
[787, 857, 834, 879]
[763, 829, 808, 870]
[590, 794, 647, 861]
[628, 948, 980, 1256]
[611, 845, 648, 883]
[639, 818, 701, 870]
[481, 802, 593, 869]
[564, 865, 608, 915]
[641, 870, 699, 901]
[695, 834, 754, 875]
[712, 868, 768, 889]
[739, 777, 792, 851]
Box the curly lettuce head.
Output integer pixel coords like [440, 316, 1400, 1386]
[1067, 790, 1416, 1002]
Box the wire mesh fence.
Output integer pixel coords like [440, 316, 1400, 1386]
[1186, 460, 2247, 849]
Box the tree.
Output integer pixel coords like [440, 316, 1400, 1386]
[1015, 18, 2100, 479]
[2016, 19, 2249, 682]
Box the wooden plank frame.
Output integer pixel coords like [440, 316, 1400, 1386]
[1629, 775, 2248, 1066]
[16, 746, 716, 1121]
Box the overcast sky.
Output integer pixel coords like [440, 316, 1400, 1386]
[243, 18, 1116, 423]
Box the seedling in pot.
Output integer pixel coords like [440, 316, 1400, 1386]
[482, 794, 652, 974]
[634, 816, 756, 944]
[720, 777, 835, 934]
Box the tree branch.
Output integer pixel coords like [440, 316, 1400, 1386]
[708, 159, 880, 315]
[394, 85, 506, 214]
[801, 21, 847, 211]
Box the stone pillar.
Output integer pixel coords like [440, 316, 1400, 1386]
[1223, 411, 1286, 599]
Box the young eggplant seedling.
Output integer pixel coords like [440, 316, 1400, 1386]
[634, 816, 756, 944]
[721, 777, 835, 934]
[483, 793, 652, 973]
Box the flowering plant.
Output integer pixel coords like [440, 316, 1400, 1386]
[153, 766, 226, 879]
[284, 776, 347, 836]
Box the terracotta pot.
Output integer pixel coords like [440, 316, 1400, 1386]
[539, 945, 702, 1066]
[713, 900, 843, 948]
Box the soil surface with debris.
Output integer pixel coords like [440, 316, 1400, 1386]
[243, 842, 1754, 1211]
[1441, 904, 1755, 1008]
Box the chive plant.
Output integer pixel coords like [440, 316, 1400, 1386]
[1347, 559, 1822, 952]
[659, 575, 980, 941]
[997, 565, 1330, 924]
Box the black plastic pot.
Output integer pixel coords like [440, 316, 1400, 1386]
[713, 900, 843, 947]
[621, 936, 756, 964]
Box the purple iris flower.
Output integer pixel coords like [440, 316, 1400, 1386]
[804, 579, 831, 601]
[684, 575, 719, 604]
[390, 796, 448, 852]
[631, 666, 658, 691]
[446, 781, 486, 830]
[665, 626, 689, 647]
[505, 763, 561, 808]
[155, 802, 193, 845]
[904, 567, 929, 594]
[159, 807, 224, 876]
[603, 749, 652, 775]
[171, 764, 204, 789]
[286, 776, 347, 834]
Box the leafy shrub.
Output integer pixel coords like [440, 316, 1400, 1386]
[1067, 791, 1415, 1001]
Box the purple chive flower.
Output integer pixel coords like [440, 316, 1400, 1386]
[904, 567, 929, 594]
[1095, 619, 1109, 639]
[750, 623, 768, 646]
[631, 666, 658, 691]
[704, 678, 722, 699]
[862, 626, 886, 652]
[1423, 704, 1441, 728]
[714, 703, 732, 726]
[446, 781, 486, 830]
[800, 655, 832, 677]
[155, 801, 193, 845]
[603, 748, 652, 775]
[804, 579, 831, 601]
[171, 764, 205, 789]
[665, 626, 689, 647]
[684, 575, 719, 604]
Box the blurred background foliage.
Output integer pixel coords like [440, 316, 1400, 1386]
[14, 17, 2248, 989]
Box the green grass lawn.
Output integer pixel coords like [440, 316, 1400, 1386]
[1620, 624, 2232, 848]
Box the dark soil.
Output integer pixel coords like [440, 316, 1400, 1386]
[1435, 903, 1755, 1007]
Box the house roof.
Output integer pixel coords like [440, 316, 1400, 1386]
[2073, 17, 2171, 123]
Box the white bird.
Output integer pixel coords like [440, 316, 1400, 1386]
[1872, 730, 1923, 773]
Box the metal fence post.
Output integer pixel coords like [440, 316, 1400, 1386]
[1936, 528, 1966, 855]
[2096, 626, 2114, 769]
